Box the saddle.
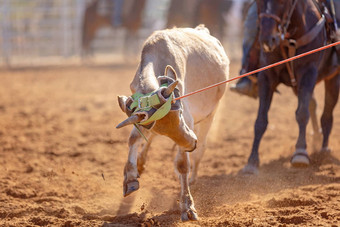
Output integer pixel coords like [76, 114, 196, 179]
[317, 0, 339, 42]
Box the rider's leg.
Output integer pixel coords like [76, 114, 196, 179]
[231, 1, 259, 98]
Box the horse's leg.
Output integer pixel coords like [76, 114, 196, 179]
[242, 73, 274, 174]
[291, 68, 318, 167]
[189, 112, 215, 184]
[320, 74, 340, 153]
[309, 94, 322, 151]
[137, 133, 155, 174]
[123, 127, 152, 197]
[175, 149, 198, 221]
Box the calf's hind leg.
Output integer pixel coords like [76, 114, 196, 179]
[137, 133, 155, 174]
[175, 149, 198, 221]
[320, 74, 340, 153]
[189, 112, 215, 184]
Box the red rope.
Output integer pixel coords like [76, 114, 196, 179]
[174, 40, 340, 101]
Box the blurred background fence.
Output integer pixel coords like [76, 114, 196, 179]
[0, 0, 249, 67]
[0, 0, 86, 66]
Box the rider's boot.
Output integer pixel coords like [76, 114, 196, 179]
[230, 72, 258, 99]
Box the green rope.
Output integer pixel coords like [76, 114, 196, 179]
[128, 83, 174, 141]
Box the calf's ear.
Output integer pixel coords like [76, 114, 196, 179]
[164, 65, 177, 80]
[117, 95, 128, 113]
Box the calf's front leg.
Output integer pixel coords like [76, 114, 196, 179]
[123, 127, 151, 197]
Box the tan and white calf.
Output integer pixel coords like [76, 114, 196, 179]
[116, 25, 229, 221]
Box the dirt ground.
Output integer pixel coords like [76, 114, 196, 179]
[0, 60, 339, 227]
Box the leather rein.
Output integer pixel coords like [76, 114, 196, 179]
[259, 0, 326, 89]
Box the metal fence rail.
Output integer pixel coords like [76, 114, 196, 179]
[0, 0, 244, 67]
[0, 0, 86, 66]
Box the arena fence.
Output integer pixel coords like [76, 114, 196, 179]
[0, 0, 87, 66]
[0, 0, 243, 67]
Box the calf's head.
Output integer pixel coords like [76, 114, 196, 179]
[116, 65, 197, 151]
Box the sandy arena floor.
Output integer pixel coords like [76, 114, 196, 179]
[0, 61, 339, 226]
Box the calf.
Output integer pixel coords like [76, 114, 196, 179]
[116, 25, 229, 221]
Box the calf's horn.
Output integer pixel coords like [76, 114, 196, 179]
[116, 114, 143, 129]
[163, 80, 178, 98]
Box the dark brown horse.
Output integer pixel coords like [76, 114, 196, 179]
[81, 0, 146, 56]
[243, 0, 340, 174]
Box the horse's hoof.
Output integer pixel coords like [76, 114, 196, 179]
[316, 147, 332, 164]
[318, 147, 331, 161]
[181, 209, 198, 222]
[320, 147, 331, 154]
[291, 149, 310, 168]
[123, 180, 139, 197]
[240, 164, 259, 175]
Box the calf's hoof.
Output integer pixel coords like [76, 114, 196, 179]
[189, 177, 196, 185]
[291, 149, 310, 168]
[240, 163, 259, 175]
[181, 209, 198, 222]
[123, 180, 139, 197]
